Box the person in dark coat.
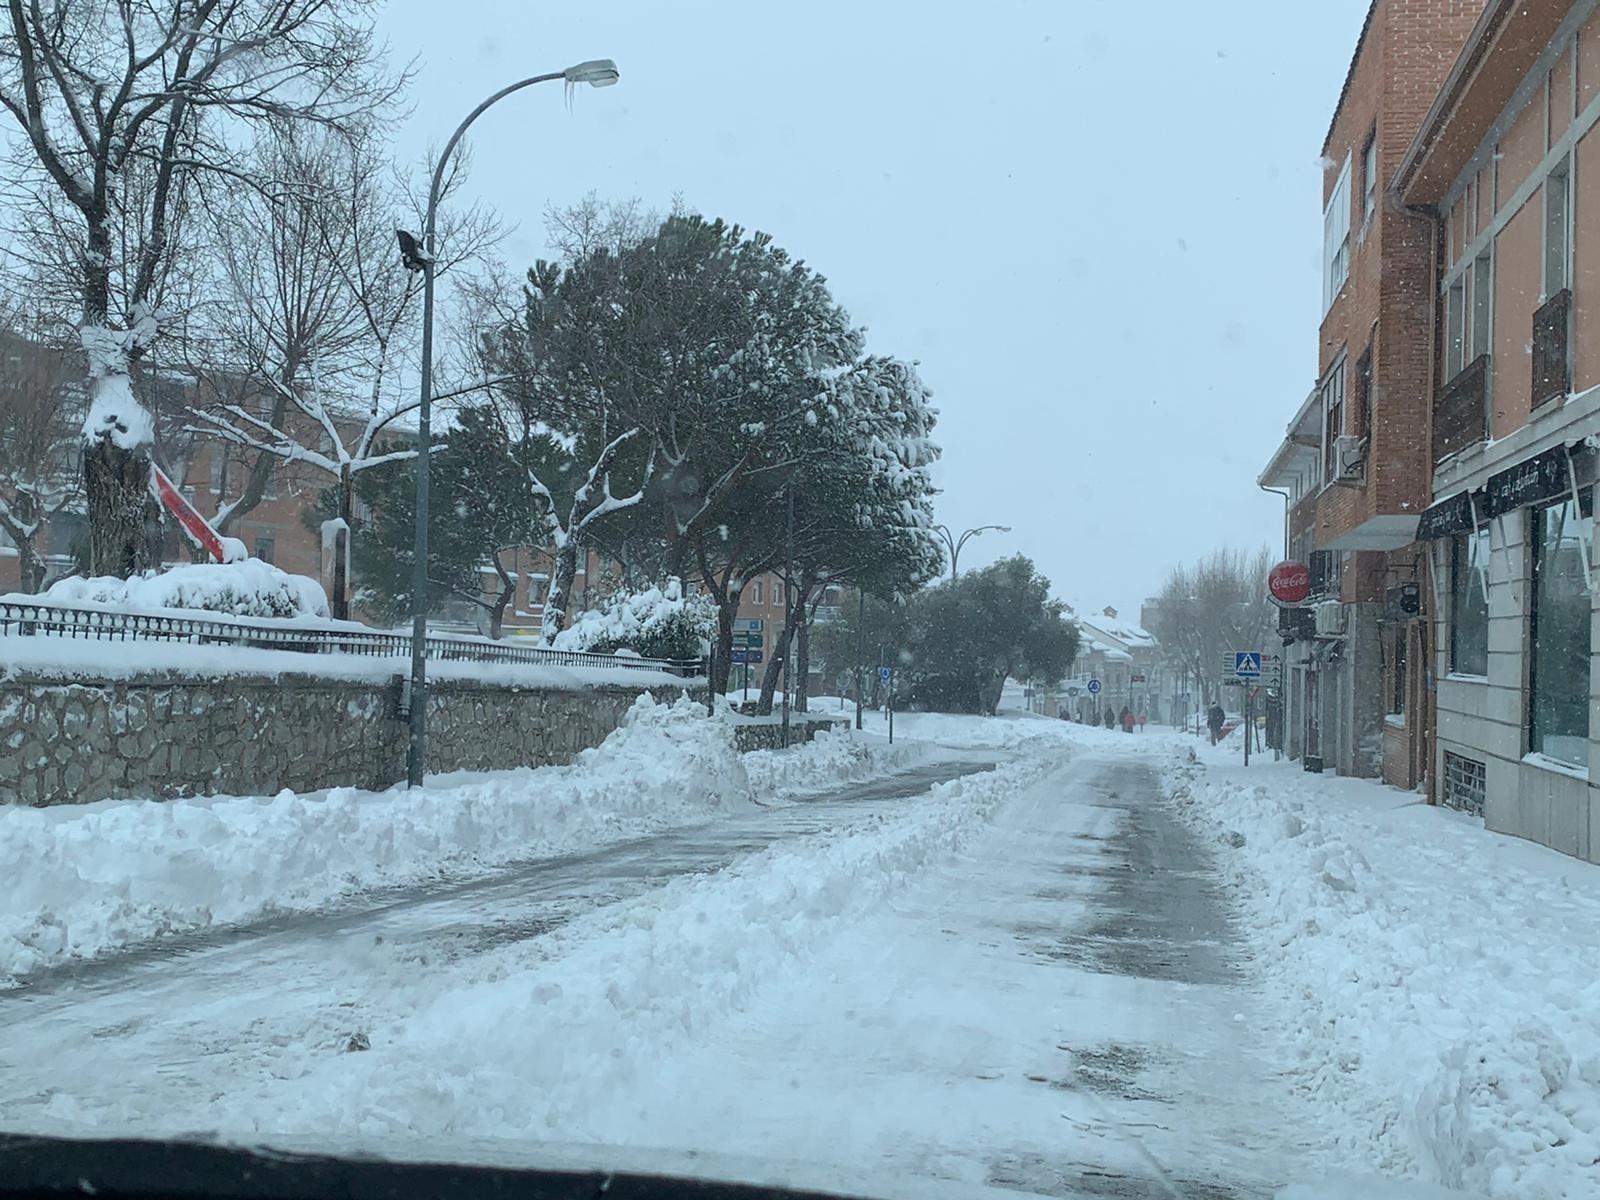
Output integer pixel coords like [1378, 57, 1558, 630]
[1120, 706, 1135, 733]
[1207, 701, 1226, 745]
[1103, 706, 1116, 729]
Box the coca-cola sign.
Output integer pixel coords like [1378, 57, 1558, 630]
[1268, 560, 1311, 606]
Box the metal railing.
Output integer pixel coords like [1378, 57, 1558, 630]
[0, 600, 703, 677]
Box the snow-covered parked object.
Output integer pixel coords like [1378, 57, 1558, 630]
[552, 578, 714, 661]
[28, 560, 329, 620]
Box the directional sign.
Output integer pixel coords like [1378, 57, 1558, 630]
[879, 666, 893, 683]
[1087, 678, 1102, 696]
[734, 633, 764, 648]
[731, 649, 764, 665]
[735, 617, 764, 632]
[1233, 652, 1262, 679]
[1130, 673, 1147, 683]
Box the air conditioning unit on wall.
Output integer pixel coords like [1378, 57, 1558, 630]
[1334, 435, 1367, 485]
[1314, 600, 1346, 637]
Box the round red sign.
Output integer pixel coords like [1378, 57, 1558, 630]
[1268, 561, 1311, 606]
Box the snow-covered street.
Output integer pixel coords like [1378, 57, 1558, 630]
[7, 711, 1596, 1198]
[0, 713, 1305, 1199]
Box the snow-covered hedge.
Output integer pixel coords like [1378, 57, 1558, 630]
[552, 578, 714, 661]
[27, 560, 330, 621]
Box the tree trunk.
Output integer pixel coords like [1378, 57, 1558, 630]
[541, 536, 580, 643]
[15, 533, 41, 594]
[488, 551, 513, 639]
[795, 615, 811, 713]
[83, 437, 155, 579]
[79, 221, 156, 579]
[712, 597, 735, 696]
[332, 463, 354, 620]
[756, 623, 795, 716]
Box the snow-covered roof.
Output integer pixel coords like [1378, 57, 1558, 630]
[1062, 600, 1155, 652]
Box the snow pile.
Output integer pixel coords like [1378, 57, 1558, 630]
[0, 698, 949, 981]
[213, 756, 1052, 1141]
[1163, 754, 1600, 1199]
[32, 560, 330, 620]
[551, 578, 713, 660]
[892, 708, 1087, 754]
[0, 695, 746, 979]
[743, 727, 931, 797]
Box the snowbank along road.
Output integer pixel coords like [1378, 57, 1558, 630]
[1, 712, 1505, 1199]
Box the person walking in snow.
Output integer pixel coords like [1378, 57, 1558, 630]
[1103, 706, 1116, 729]
[1137, 711, 1147, 732]
[1207, 701, 1226, 746]
[1119, 706, 1134, 734]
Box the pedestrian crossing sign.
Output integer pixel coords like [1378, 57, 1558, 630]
[1233, 652, 1262, 678]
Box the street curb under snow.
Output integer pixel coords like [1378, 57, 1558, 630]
[0, 696, 928, 982]
[1159, 749, 1600, 1200]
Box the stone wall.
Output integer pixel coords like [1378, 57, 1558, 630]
[0, 669, 701, 807]
[730, 714, 846, 752]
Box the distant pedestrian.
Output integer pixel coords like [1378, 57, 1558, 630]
[1120, 706, 1134, 734]
[1103, 706, 1116, 729]
[1207, 701, 1226, 746]
[1137, 711, 1147, 733]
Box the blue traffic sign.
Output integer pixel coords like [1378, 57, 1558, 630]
[1087, 678, 1102, 695]
[732, 649, 764, 665]
[879, 666, 893, 682]
[1233, 652, 1262, 678]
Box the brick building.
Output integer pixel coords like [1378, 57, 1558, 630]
[1398, 0, 1600, 861]
[1258, 0, 1481, 785]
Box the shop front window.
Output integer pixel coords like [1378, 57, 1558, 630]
[1529, 496, 1591, 767]
[1450, 527, 1489, 676]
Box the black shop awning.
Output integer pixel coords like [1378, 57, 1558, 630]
[1416, 488, 1480, 541]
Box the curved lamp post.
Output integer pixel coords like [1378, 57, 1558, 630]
[932, 522, 1011, 582]
[400, 59, 619, 788]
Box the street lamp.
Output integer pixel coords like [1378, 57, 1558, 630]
[399, 58, 619, 789]
[933, 523, 1011, 582]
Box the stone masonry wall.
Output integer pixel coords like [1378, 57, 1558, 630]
[0, 670, 701, 807]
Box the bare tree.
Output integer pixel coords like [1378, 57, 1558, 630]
[185, 129, 498, 615]
[0, 309, 80, 591]
[1149, 547, 1275, 708]
[0, 0, 397, 577]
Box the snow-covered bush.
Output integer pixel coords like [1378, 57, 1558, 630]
[32, 560, 330, 620]
[552, 578, 714, 661]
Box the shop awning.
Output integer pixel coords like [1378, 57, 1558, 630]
[1481, 443, 1573, 519]
[1416, 488, 1479, 541]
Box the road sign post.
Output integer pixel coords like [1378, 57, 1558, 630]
[879, 666, 894, 744]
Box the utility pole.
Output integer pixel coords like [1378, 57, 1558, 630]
[854, 589, 865, 731]
[781, 485, 793, 749]
[400, 59, 619, 789]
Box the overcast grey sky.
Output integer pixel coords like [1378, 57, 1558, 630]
[380, 0, 1372, 613]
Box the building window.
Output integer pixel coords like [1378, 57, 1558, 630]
[1323, 154, 1352, 312]
[208, 450, 227, 494]
[1529, 493, 1591, 767]
[1354, 344, 1372, 441]
[263, 464, 279, 501]
[1544, 156, 1571, 298]
[752, 580, 764, 605]
[528, 576, 546, 605]
[1471, 251, 1493, 361]
[1361, 129, 1378, 225]
[1321, 358, 1346, 482]
[1449, 527, 1489, 676]
[1446, 278, 1466, 380]
[254, 535, 275, 564]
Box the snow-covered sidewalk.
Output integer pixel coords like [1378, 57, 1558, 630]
[1164, 738, 1600, 1199]
[0, 695, 929, 981]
